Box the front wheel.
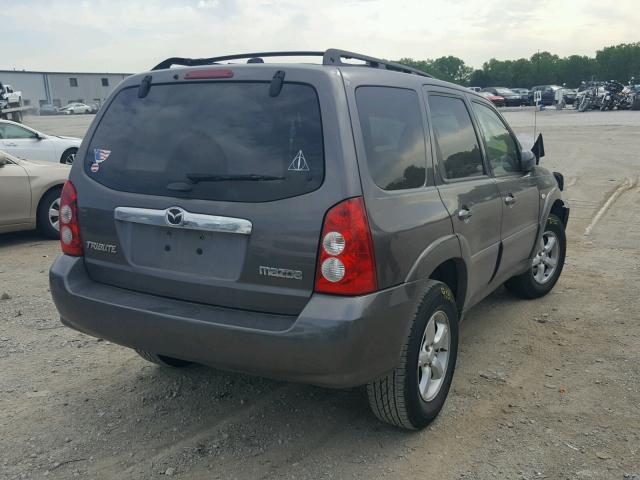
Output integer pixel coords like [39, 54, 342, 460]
[367, 281, 459, 429]
[505, 214, 566, 299]
[60, 147, 78, 165]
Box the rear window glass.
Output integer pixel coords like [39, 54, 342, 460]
[85, 82, 324, 202]
[355, 87, 426, 190]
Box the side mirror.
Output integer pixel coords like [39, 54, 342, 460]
[520, 150, 536, 172]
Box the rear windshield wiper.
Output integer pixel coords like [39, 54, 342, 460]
[186, 174, 284, 183]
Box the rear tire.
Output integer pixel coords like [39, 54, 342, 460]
[367, 281, 459, 429]
[37, 187, 62, 239]
[505, 214, 566, 299]
[135, 349, 192, 368]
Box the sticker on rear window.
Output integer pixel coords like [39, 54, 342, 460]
[94, 148, 111, 163]
[91, 148, 111, 173]
[288, 150, 309, 172]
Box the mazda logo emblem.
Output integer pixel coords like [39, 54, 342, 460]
[165, 207, 184, 226]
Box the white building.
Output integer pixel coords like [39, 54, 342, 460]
[0, 70, 131, 110]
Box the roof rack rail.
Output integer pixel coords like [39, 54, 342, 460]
[322, 49, 433, 78]
[151, 48, 433, 78]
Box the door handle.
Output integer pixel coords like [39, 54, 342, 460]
[505, 194, 517, 206]
[457, 208, 472, 222]
[4, 142, 18, 147]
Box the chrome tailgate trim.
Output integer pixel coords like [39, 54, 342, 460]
[114, 206, 252, 235]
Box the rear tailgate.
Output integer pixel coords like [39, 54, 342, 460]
[73, 66, 358, 316]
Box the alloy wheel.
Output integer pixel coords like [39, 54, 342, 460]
[531, 231, 559, 284]
[417, 310, 451, 402]
[48, 198, 61, 232]
[64, 152, 76, 165]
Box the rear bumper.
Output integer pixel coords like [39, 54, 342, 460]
[50, 256, 423, 388]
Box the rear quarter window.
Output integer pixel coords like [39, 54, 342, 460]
[355, 87, 427, 191]
[84, 82, 324, 202]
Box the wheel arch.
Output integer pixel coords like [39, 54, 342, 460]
[550, 199, 569, 226]
[35, 183, 64, 217]
[405, 234, 469, 312]
[428, 258, 468, 313]
[60, 146, 78, 164]
[530, 186, 569, 259]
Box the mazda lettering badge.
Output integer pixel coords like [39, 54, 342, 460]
[165, 207, 185, 226]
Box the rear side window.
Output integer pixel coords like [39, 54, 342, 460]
[429, 95, 484, 180]
[355, 87, 426, 190]
[85, 82, 324, 202]
[472, 102, 520, 177]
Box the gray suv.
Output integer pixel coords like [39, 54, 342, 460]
[50, 49, 569, 430]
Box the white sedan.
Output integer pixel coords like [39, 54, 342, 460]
[0, 119, 81, 164]
[60, 102, 92, 115]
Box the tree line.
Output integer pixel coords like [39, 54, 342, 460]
[398, 42, 640, 88]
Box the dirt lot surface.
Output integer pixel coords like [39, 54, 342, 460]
[1, 110, 639, 479]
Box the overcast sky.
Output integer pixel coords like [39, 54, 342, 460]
[2, 0, 639, 73]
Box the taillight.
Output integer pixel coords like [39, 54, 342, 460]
[59, 180, 83, 256]
[315, 197, 377, 295]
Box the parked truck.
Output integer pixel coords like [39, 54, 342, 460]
[0, 81, 29, 122]
[0, 82, 23, 107]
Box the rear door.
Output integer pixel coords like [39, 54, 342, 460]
[0, 154, 31, 226]
[424, 88, 503, 305]
[75, 68, 355, 315]
[470, 101, 539, 273]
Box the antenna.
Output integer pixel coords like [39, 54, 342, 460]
[532, 88, 543, 139]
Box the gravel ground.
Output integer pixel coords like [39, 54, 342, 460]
[1, 109, 639, 480]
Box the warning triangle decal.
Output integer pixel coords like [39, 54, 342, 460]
[288, 150, 310, 172]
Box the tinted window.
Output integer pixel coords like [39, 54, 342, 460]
[472, 102, 520, 177]
[85, 82, 324, 202]
[0, 124, 36, 139]
[429, 95, 484, 180]
[356, 87, 426, 190]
